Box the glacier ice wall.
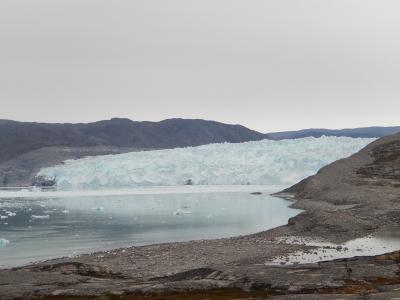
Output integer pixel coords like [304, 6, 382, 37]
[38, 137, 375, 190]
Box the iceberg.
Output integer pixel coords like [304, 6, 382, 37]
[38, 136, 375, 190]
[173, 208, 193, 216]
[31, 215, 50, 220]
[0, 238, 10, 247]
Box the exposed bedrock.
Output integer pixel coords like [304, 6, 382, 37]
[3, 251, 400, 299]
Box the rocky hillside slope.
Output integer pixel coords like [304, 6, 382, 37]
[279, 133, 400, 239]
[284, 132, 400, 202]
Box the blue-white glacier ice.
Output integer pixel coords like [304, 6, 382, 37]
[38, 136, 375, 190]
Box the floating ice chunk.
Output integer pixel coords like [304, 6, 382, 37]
[31, 215, 50, 219]
[173, 208, 193, 216]
[62, 210, 69, 214]
[6, 211, 16, 217]
[0, 215, 8, 220]
[0, 238, 10, 247]
[94, 207, 105, 212]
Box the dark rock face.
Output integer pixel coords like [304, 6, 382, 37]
[32, 175, 56, 187]
[184, 179, 194, 185]
[357, 139, 400, 181]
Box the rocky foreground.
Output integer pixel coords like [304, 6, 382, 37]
[1, 133, 400, 299]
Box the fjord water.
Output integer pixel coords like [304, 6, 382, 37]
[0, 187, 300, 268]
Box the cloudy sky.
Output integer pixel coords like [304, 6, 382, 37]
[0, 0, 399, 132]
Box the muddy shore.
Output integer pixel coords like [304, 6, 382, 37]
[1, 133, 400, 299]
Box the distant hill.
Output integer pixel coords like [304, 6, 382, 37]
[267, 127, 400, 140]
[2, 119, 399, 165]
[0, 118, 265, 163]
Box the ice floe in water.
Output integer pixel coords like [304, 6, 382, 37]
[173, 208, 193, 216]
[38, 136, 375, 190]
[0, 238, 10, 247]
[31, 215, 50, 220]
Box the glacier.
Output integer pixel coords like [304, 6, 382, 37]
[38, 136, 375, 190]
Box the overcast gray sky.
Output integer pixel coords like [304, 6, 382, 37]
[0, 0, 399, 132]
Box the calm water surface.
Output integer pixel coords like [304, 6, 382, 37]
[0, 187, 300, 268]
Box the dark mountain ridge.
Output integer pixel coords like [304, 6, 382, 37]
[2, 118, 399, 164]
[268, 126, 400, 140]
[0, 118, 265, 163]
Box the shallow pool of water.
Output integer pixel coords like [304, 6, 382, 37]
[268, 228, 400, 265]
[0, 186, 300, 268]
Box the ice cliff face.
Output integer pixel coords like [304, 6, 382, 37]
[38, 137, 375, 190]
